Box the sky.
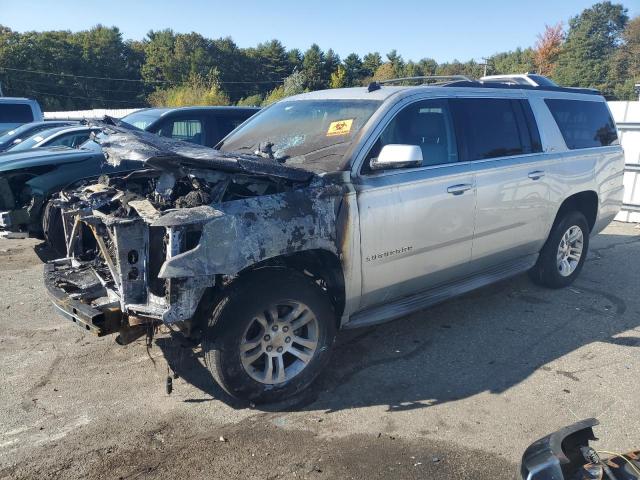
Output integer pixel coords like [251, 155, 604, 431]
[1, 0, 638, 63]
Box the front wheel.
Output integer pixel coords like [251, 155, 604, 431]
[203, 268, 337, 404]
[529, 211, 590, 289]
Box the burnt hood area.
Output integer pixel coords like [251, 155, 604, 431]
[87, 117, 314, 183]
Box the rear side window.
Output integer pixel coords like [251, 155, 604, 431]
[544, 99, 618, 149]
[157, 118, 204, 145]
[450, 98, 539, 161]
[0, 104, 34, 123]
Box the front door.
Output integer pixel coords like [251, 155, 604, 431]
[355, 99, 476, 310]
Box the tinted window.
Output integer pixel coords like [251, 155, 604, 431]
[450, 98, 534, 161]
[217, 114, 250, 139]
[0, 104, 33, 123]
[545, 99, 618, 149]
[47, 132, 90, 148]
[364, 99, 458, 171]
[158, 118, 204, 145]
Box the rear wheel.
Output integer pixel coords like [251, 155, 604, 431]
[203, 268, 337, 404]
[529, 211, 589, 288]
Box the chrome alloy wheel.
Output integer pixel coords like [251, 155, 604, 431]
[239, 301, 319, 385]
[556, 225, 584, 277]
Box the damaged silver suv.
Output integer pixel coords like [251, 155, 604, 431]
[44, 75, 624, 403]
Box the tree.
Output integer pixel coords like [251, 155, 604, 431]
[329, 65, 347, 88]
[261, 70, 306, 106]
[488, 48, 536, 75]
[554, 2, 628, 93]
[302, 44, 325, 90]
[323, 49, 340, 87]
[534, 23, 564, 76]
[610, 15, 640, 99]
[362, 52, 383, 77]
[343, 53, 363, 86]
[148, 70, 229, 107]
[386, 49, 405, 76]
[372, 63, 396, 81]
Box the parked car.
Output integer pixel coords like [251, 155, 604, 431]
[5, 125, 102, 152]
[0, 121, 78, 152]
[0, 97, 43, 135]
[44, 76, 624, 404]
[0, 106, 259, 241]
[0, 141, 140, 239]
[120, 106, 260, 147]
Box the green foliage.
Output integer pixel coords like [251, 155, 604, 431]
[148, 71, 230, 107]
[329, 65, 347, 88]
[261, 70, 306, 106]
[554, 1, 629, 94]
[237, 94, 264, 107]
[1, 2, 638, 110]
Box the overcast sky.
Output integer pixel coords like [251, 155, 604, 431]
[2, 0, 638, 63]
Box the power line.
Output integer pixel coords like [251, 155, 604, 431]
[0, 66, 284, 85]
[26, 88, 146, 106]
[11, 77, 145, 95]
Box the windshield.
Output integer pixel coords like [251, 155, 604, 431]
[121, 110, 163, 130]
[219, 99, 381, 173]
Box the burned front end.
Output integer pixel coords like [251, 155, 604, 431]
[44, 123, 346, 342]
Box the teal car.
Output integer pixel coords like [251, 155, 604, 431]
[0, 141, 138, 246]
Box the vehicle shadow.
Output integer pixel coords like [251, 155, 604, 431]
[155, 231, 640, 413]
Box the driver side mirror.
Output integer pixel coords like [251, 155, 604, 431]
[370, 144, 423, 171]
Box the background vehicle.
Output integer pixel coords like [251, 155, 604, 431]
[480, 73, 560, 87]
[0, 121, 77, 152]
[120, 106, 260, 146]
[45, 76, 624, 404]
[0, 141, 139, 242]
[0, 106, 260, 243]
[0, 98, 43, 134]
[6, 125, 101, 151]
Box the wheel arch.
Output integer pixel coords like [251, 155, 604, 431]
[552, 190, 599, 234]
[234, 248, 346, 324]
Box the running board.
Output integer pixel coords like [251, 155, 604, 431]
[344, 254, 538, 329]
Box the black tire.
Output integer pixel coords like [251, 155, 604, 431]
[42, 200, 66, 257]
[203, 268, 337, 404]
[529, 211, 590, 289]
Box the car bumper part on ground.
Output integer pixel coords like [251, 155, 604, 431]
[43, 259, 122, 336]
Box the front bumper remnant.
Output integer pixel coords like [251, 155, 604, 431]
[44, 260, 122, 336]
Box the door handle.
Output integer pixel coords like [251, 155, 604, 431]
[447, 183, 473, 195]
[528, 170, 545, 180]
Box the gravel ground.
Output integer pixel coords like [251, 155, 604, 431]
[0, 221, 639, 479]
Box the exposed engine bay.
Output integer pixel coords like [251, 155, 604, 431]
[44, 121, 348, 343]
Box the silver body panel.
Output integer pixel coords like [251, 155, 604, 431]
[331, 85, 624, 326]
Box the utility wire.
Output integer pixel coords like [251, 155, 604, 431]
[0, 66, 284, 85]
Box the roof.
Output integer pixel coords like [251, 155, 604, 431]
[0, 97, 37, 103]
[285, 81, 602, 104]
[133, 106, 261, 117]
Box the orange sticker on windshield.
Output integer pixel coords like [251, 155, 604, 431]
[326, 119, 354, 136]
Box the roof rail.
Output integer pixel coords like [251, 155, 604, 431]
[376, 75, 472, 85]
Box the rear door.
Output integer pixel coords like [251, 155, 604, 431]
[449, 97, 552, 268]
[155, 114, 207, 145]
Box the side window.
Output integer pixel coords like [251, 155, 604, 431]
[364, 99, 458, 172]
[0, 104, 34, 123]
[544, 99, 618, 149]
[450, 98, 531, 161]
[217, 115, 248, 139]
[47, 133, 77, 147]
[158, 118, 204, 145]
